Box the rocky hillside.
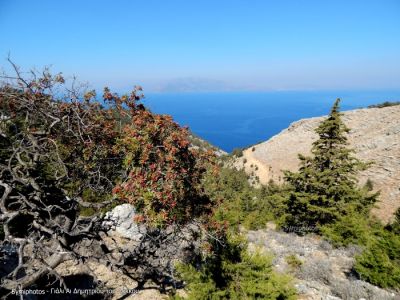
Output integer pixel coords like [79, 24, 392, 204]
[234, 105, 400, 223]
[246, 224, 399, 300]
[189, 133, 227, 156]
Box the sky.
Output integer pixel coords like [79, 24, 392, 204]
[0, 0, 399, 92]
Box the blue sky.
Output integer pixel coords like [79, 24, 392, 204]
[1, 0, 399, 92]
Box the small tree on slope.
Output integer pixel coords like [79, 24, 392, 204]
[283, 98, 378, 233]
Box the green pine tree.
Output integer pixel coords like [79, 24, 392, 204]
[283, 98, 378, 233]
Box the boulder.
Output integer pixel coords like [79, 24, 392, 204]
[103, 204, 146, 241]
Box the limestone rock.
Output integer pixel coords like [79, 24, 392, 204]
[247, 227, 399, 300]
[103, 204, 146, 240]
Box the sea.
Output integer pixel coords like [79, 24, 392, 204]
[141, 90, 400, 153]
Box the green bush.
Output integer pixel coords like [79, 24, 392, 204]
[319, 212, 400, 289]
[231, 148, 244, 157]
[386, 207, 400, 234]
[320, 214, 371, 247]
[204, 167, 288, 231]
[368, 101, 400, 108]
[173, 235, 296, 300]
[285, 254, 302, 270]
[354, 229, 400, 289]
[242, 211, 270, 230]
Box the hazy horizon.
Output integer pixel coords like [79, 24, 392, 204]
[1, 0, 400, 93]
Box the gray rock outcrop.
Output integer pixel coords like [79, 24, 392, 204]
[247, 226, 399, 300]
[55, 205, 203, 299]
[102, 203, 146, 241]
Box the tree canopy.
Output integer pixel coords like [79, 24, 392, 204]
[283, 99, 377, 232]
[0, 63, 218, 294]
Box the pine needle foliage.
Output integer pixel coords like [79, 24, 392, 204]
[283, 99, 378, 232]
[173, 235, 296, 300]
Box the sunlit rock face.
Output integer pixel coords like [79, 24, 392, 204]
[103, 204, 146, 241]
[233, 105, 400, 223]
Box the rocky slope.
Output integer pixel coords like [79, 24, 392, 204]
[234, 105, 400, 223]
[189, 133, 227, 156]
[246, 224, 399, 300]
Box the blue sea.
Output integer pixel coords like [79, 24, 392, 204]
[142, 90, 400, 152]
